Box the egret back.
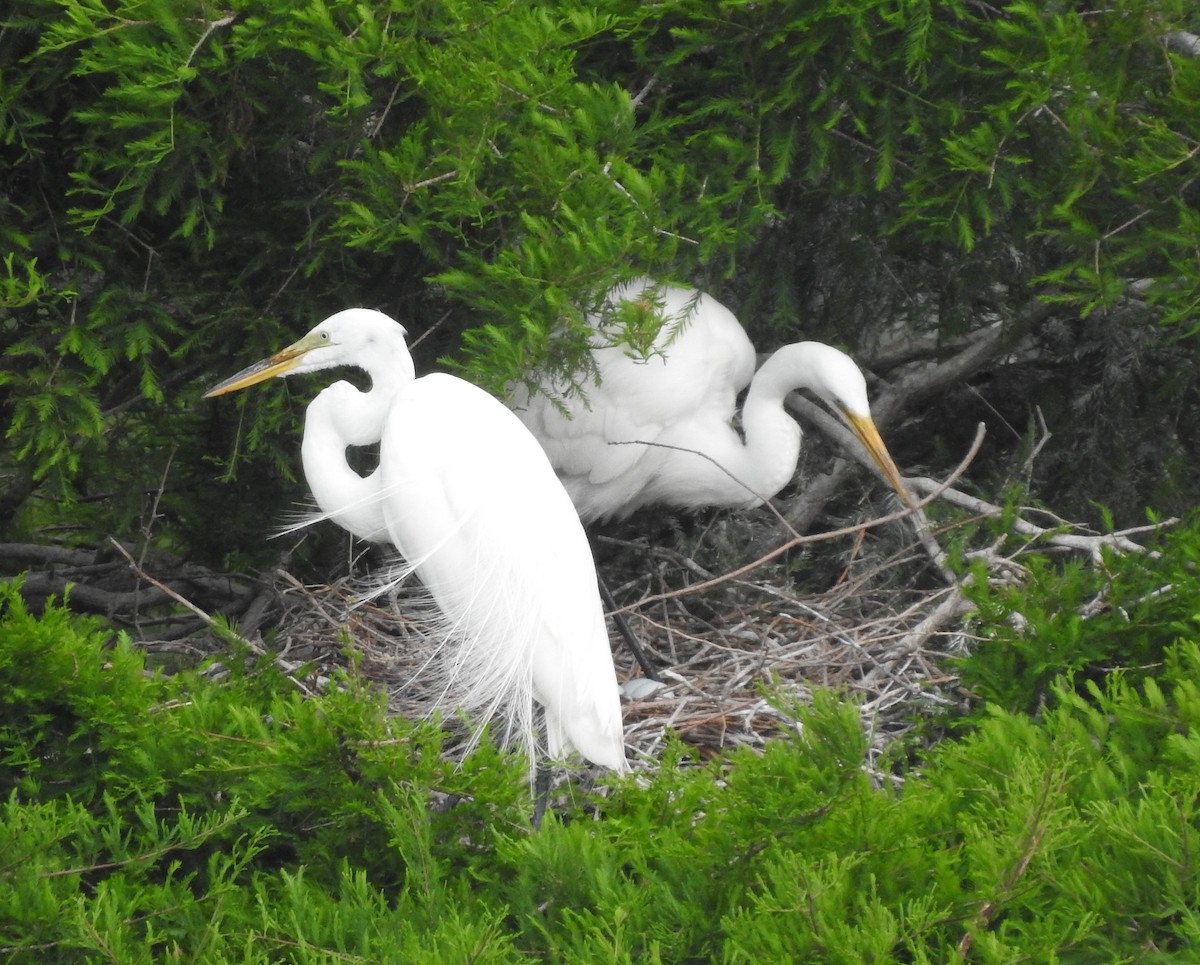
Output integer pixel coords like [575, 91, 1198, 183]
[511, 279, 765, 521]
[379, 373, 626, 771]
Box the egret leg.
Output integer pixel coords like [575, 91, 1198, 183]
[531, 764, 552, 830]
[598, 575, 662, 682]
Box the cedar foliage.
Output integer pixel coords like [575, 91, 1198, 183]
[4, 521, 1200, 960]
[2, 0, 1200, 562]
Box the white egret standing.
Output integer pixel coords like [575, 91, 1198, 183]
[510, 278, 911, 522]
[205, 309, 626, 773]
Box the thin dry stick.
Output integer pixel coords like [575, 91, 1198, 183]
[107, 538, 264, 654]
[607, 424, 986, 617]
[905, 478, 1178, 558]
[604, 438, 807, 541]
[406, 307, 454, 352]
[137, 448, 176, 565]
[888, 586, 976, 660]
[956, 766, 1065, 958]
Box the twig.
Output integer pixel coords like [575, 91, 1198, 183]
[183, 14, 236, 70]
[607, 424, 986, 617]
[407, 307, 454, 352]
[888, 585, 976, 660]
[107, 539, 264, 653]
[904, 478, 1178, 560]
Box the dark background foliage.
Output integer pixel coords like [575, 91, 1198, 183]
[2, 0, 1199, 575]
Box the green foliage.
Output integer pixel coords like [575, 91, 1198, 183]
[4, 0, 1200, 554]
[5, 539, 1200, 960]
[955, 511, 1200, 715]
[7, 2, 1200, 951]
[617, 0, 1200, 320]
[0, 578, 534, 960]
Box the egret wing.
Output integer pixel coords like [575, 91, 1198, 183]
[380, 373, 625, 770]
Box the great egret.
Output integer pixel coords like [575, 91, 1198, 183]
[205, 309, 626, 773]
[510, 278, 911, 522]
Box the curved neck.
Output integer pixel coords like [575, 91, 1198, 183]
[300, 382, 390, 541]
[357, 338, 416, 404]
[729, 347, 812, 501]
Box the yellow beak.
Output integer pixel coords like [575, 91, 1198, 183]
[844, 411, 914, 508]
[203, 334, 320, 398]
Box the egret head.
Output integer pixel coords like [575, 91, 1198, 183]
[204, 309, 412, 398]
[795, 342, 912, 508]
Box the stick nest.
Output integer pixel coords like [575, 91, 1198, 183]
[14, 474, 1164, 780]
[238, 505, 968, 776]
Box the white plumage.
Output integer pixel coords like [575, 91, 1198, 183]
[511, 278, 909, 523]
[206, 309, 626, 772]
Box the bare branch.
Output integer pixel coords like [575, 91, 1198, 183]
[904, 477, 1178, 559]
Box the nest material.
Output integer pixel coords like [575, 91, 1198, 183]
[53, 475, 1169, 784]
[237, 511, 966, 776]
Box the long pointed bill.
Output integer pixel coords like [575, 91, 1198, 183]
[844, 411, 914, 509]
[203, 335, 319, 398]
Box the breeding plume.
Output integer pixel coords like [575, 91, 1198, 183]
[511, 278, 910, 522]
[205, 309, 626, 773]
